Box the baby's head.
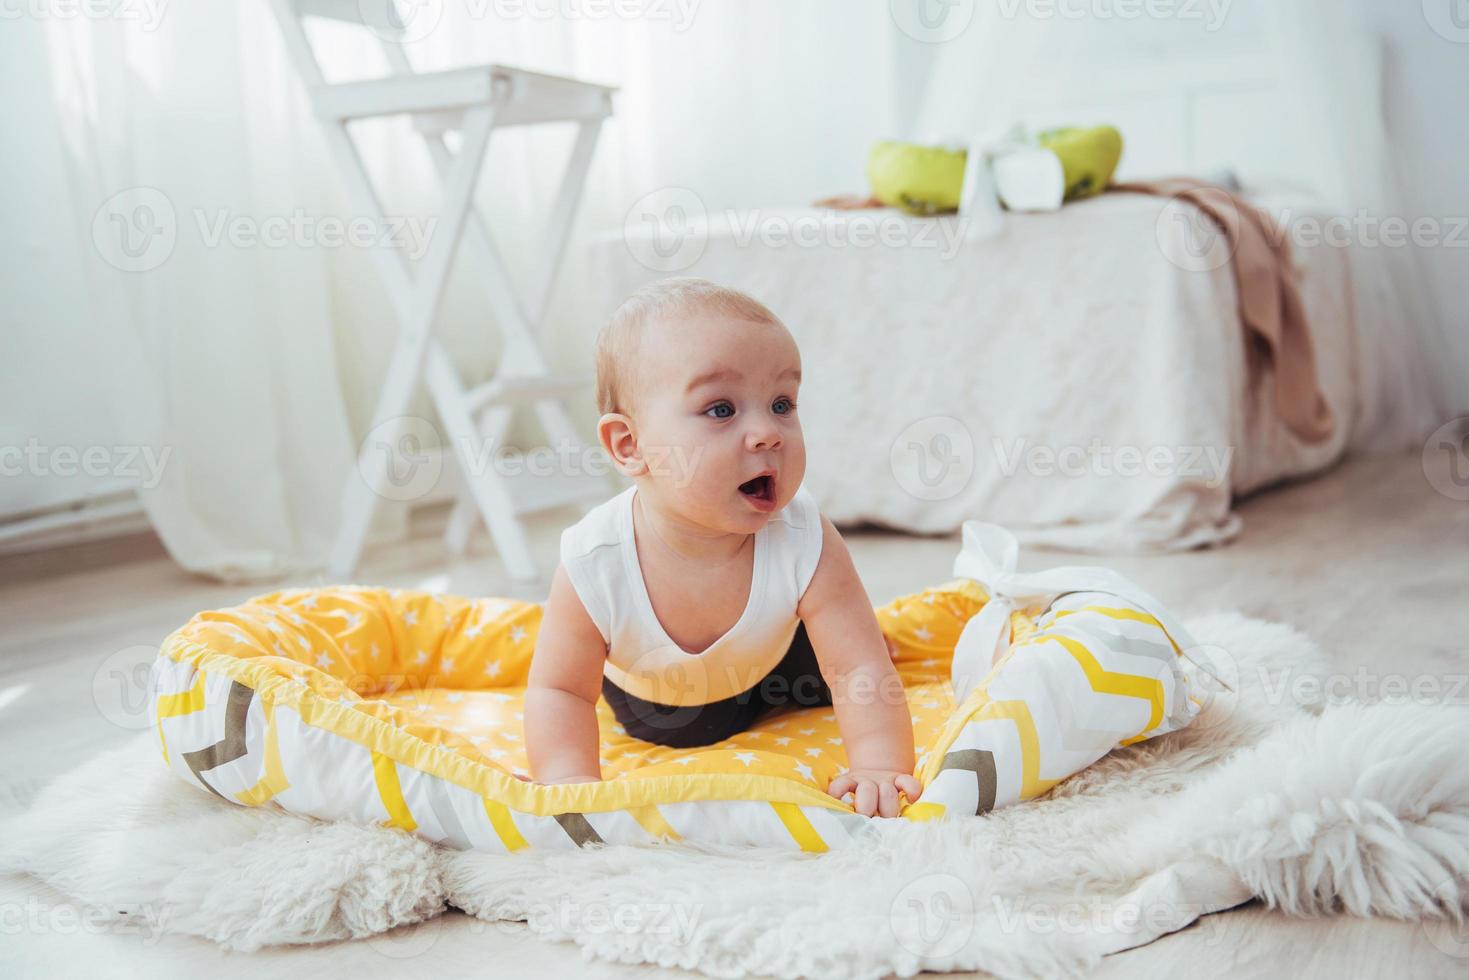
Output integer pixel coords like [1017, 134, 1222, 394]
[595, 277, 805, 535]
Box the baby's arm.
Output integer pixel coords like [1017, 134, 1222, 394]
[797, 517, 922, 818]
[524, 563, 606, 784]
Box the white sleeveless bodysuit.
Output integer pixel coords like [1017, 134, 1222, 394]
[559, 483, 826, 706]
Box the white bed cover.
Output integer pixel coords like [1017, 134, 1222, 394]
[587, 190, 1437, 551]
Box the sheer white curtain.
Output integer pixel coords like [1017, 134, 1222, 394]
[42, 3, 367, 581]
[30, 0, 898, 581]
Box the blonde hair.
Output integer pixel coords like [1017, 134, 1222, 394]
[595, 277, 782, 417]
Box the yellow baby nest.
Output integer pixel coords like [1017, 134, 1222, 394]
[149, 579, 1036, 852]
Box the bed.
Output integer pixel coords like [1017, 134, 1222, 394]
[588, 188, 1437, 551]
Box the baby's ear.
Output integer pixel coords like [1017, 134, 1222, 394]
[597, 413, 645, 476]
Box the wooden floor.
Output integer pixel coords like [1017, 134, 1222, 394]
[2, 452, 1467, 978]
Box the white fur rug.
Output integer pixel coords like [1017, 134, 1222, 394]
[4, 612, 1468, 978]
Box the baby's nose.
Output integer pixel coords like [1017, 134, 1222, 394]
[746, 423, 782, 451]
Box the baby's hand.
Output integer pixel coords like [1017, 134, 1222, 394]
[828, 768, 922, 818]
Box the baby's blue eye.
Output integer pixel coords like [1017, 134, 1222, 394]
[704, 402, 734, 419]
[773, 398, 794, 415]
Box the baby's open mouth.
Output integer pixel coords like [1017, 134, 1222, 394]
[738, 474, 775, 503]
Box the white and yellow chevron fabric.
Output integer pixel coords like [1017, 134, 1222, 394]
[905, 589, 1201, 822]
[149, 565, 1199, 851]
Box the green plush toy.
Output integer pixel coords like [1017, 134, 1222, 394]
[865, 125, 1123, 215]
[866, 140, 970, 215]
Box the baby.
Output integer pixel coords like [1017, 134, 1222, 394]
[524, 278, 922, 818]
